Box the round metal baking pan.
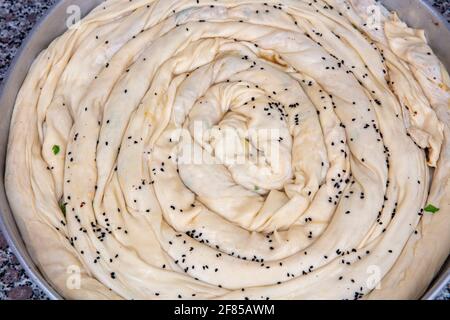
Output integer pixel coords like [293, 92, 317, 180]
[0, 0, 449, 300]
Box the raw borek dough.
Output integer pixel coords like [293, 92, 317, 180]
[5, 0, 450, 299]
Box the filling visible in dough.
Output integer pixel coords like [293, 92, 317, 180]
[5, 0, 450, 300]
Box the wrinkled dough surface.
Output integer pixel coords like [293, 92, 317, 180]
[5, 0, 450, 300]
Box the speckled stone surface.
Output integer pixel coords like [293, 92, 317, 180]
[0, 0, 449, 300]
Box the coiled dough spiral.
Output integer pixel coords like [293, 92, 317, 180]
[6, 0, 450, 299]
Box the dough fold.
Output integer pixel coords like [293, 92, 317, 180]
[5, 0, 449, 300]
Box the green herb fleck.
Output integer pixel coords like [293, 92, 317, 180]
[52, 145, 61, 155]
[424, 204, 439, 214]
[254, 186, 260, 191]
[59, 202, 66, 216]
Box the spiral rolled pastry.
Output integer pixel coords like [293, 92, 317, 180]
[6, 0, 450, 300]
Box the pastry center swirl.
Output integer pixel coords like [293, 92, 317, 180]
[5, 0, 449, 300]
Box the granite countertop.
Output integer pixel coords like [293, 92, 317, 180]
[0, 0, 449, 300]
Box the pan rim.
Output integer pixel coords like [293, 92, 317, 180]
[0, 0, 448, 300]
